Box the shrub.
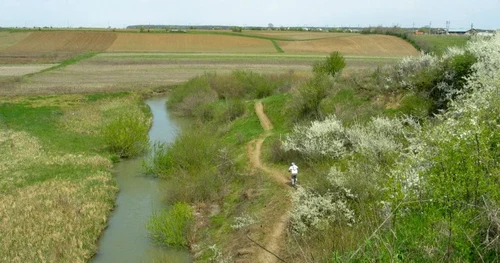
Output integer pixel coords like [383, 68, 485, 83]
[218, 99, 246, 122]
[231, 27, 242, 32]
[147, 202, 193, 247]
[289, 74, 332, 119]
[313, 51, 346, 78]
[167, 76, 218, 120]
[376, 34, 500, 262]
[282, 115, 409, 161]
[393, 48, 477, 113]
[281, 115, 348, 160]
[102, 109, 149, 158]
[346, 116, 405, 161]
[290, 186, 356, 235]
[396, 93, 432, 119]
[144, 128, 238, 203]
[167, 76, 212, 107]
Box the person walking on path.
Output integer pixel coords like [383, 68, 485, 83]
[288, 162, 298, 186]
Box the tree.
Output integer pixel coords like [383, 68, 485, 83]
[312, 51, 346, 78]
[231, 26, 242, 33]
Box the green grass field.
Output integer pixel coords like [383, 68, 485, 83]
[413, 35, 469, 55]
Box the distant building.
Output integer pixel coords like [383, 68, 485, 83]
[447, 30, 467, 35]
[434, 28, 447, 35]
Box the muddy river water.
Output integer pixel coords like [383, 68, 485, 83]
[92, 97, 192, 263]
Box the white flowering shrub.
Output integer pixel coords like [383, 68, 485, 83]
[394, 52, 438, 88]
[346, 116, 406, 159]
[466, 34, 500, 86]
[281, 115, 348, 159]
[392, 40, 480, 112]
[441, 46, 466, 60]
[208, 244, 232, 263]
[282, 114, 410, 162]
[290, 186, 356, 235]
[381, 32, 500, 261]
[230, 214, 256, 230]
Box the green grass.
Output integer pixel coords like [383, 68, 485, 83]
[0, 102, 102, 153]
[261, 93, 292, 134]
[85, 91, 130, 101]
[413, 35, 469, 55]
[222, 101, 263, 145]
[147, 202, 194, 247]
[24, 52, 100, 77]
[271, 40, 284, 53]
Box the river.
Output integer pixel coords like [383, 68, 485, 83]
[92, 97, 192, 263]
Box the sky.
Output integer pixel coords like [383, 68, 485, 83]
[1, 0, 499, 30]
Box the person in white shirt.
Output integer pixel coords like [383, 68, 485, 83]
[288, 162, 298, 186]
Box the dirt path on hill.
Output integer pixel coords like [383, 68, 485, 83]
[246, 101, 291, 263]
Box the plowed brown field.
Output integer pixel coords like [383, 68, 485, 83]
[244, 31, 356, 40]
[3, 31, 116, 52]
[107, 33, 276, 53]
[0, 32, 31, 51]
[0, 32, 117, 63]
[278, 34, 419, 56]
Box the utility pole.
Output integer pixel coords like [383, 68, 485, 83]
[446, 21, 450, 34]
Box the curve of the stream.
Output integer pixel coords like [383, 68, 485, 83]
[92, 97, 192, 263]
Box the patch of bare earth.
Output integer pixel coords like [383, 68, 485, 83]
[0, 64, 55, 76]
[278, 34, 419, 56]
[107, 33, 276, 53]
[240, 102, 291, 263]
[0, 31, 117, 63]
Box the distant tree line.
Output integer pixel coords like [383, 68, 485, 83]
[127, 24, 363, 33]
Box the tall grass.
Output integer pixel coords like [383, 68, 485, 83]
[147, 203, 194, 247]
[0, 93, 149, 262]
[145, 126, 239, 203]
[102, 108, 149, 158]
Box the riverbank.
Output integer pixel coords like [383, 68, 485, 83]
[0, 92, 150, 262]
[92, 96, 191, 262]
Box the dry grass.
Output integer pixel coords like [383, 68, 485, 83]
[2, 55, 313, 95]
[0, 53, 401, 96]
[0, 94, 151, 262]
[0, 129, 117, 262]
[278, 34, 419, 56]
[0, 64, 55, 76]
[107, 33, 276, 53]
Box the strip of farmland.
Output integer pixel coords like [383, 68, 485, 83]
[0, 32, 117, 63]
[1, 53, 401, 95]
[278, 34, 419, 56]
[107, 33, 277, 53]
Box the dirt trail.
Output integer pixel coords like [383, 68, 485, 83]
[246, 101, 291, 263]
